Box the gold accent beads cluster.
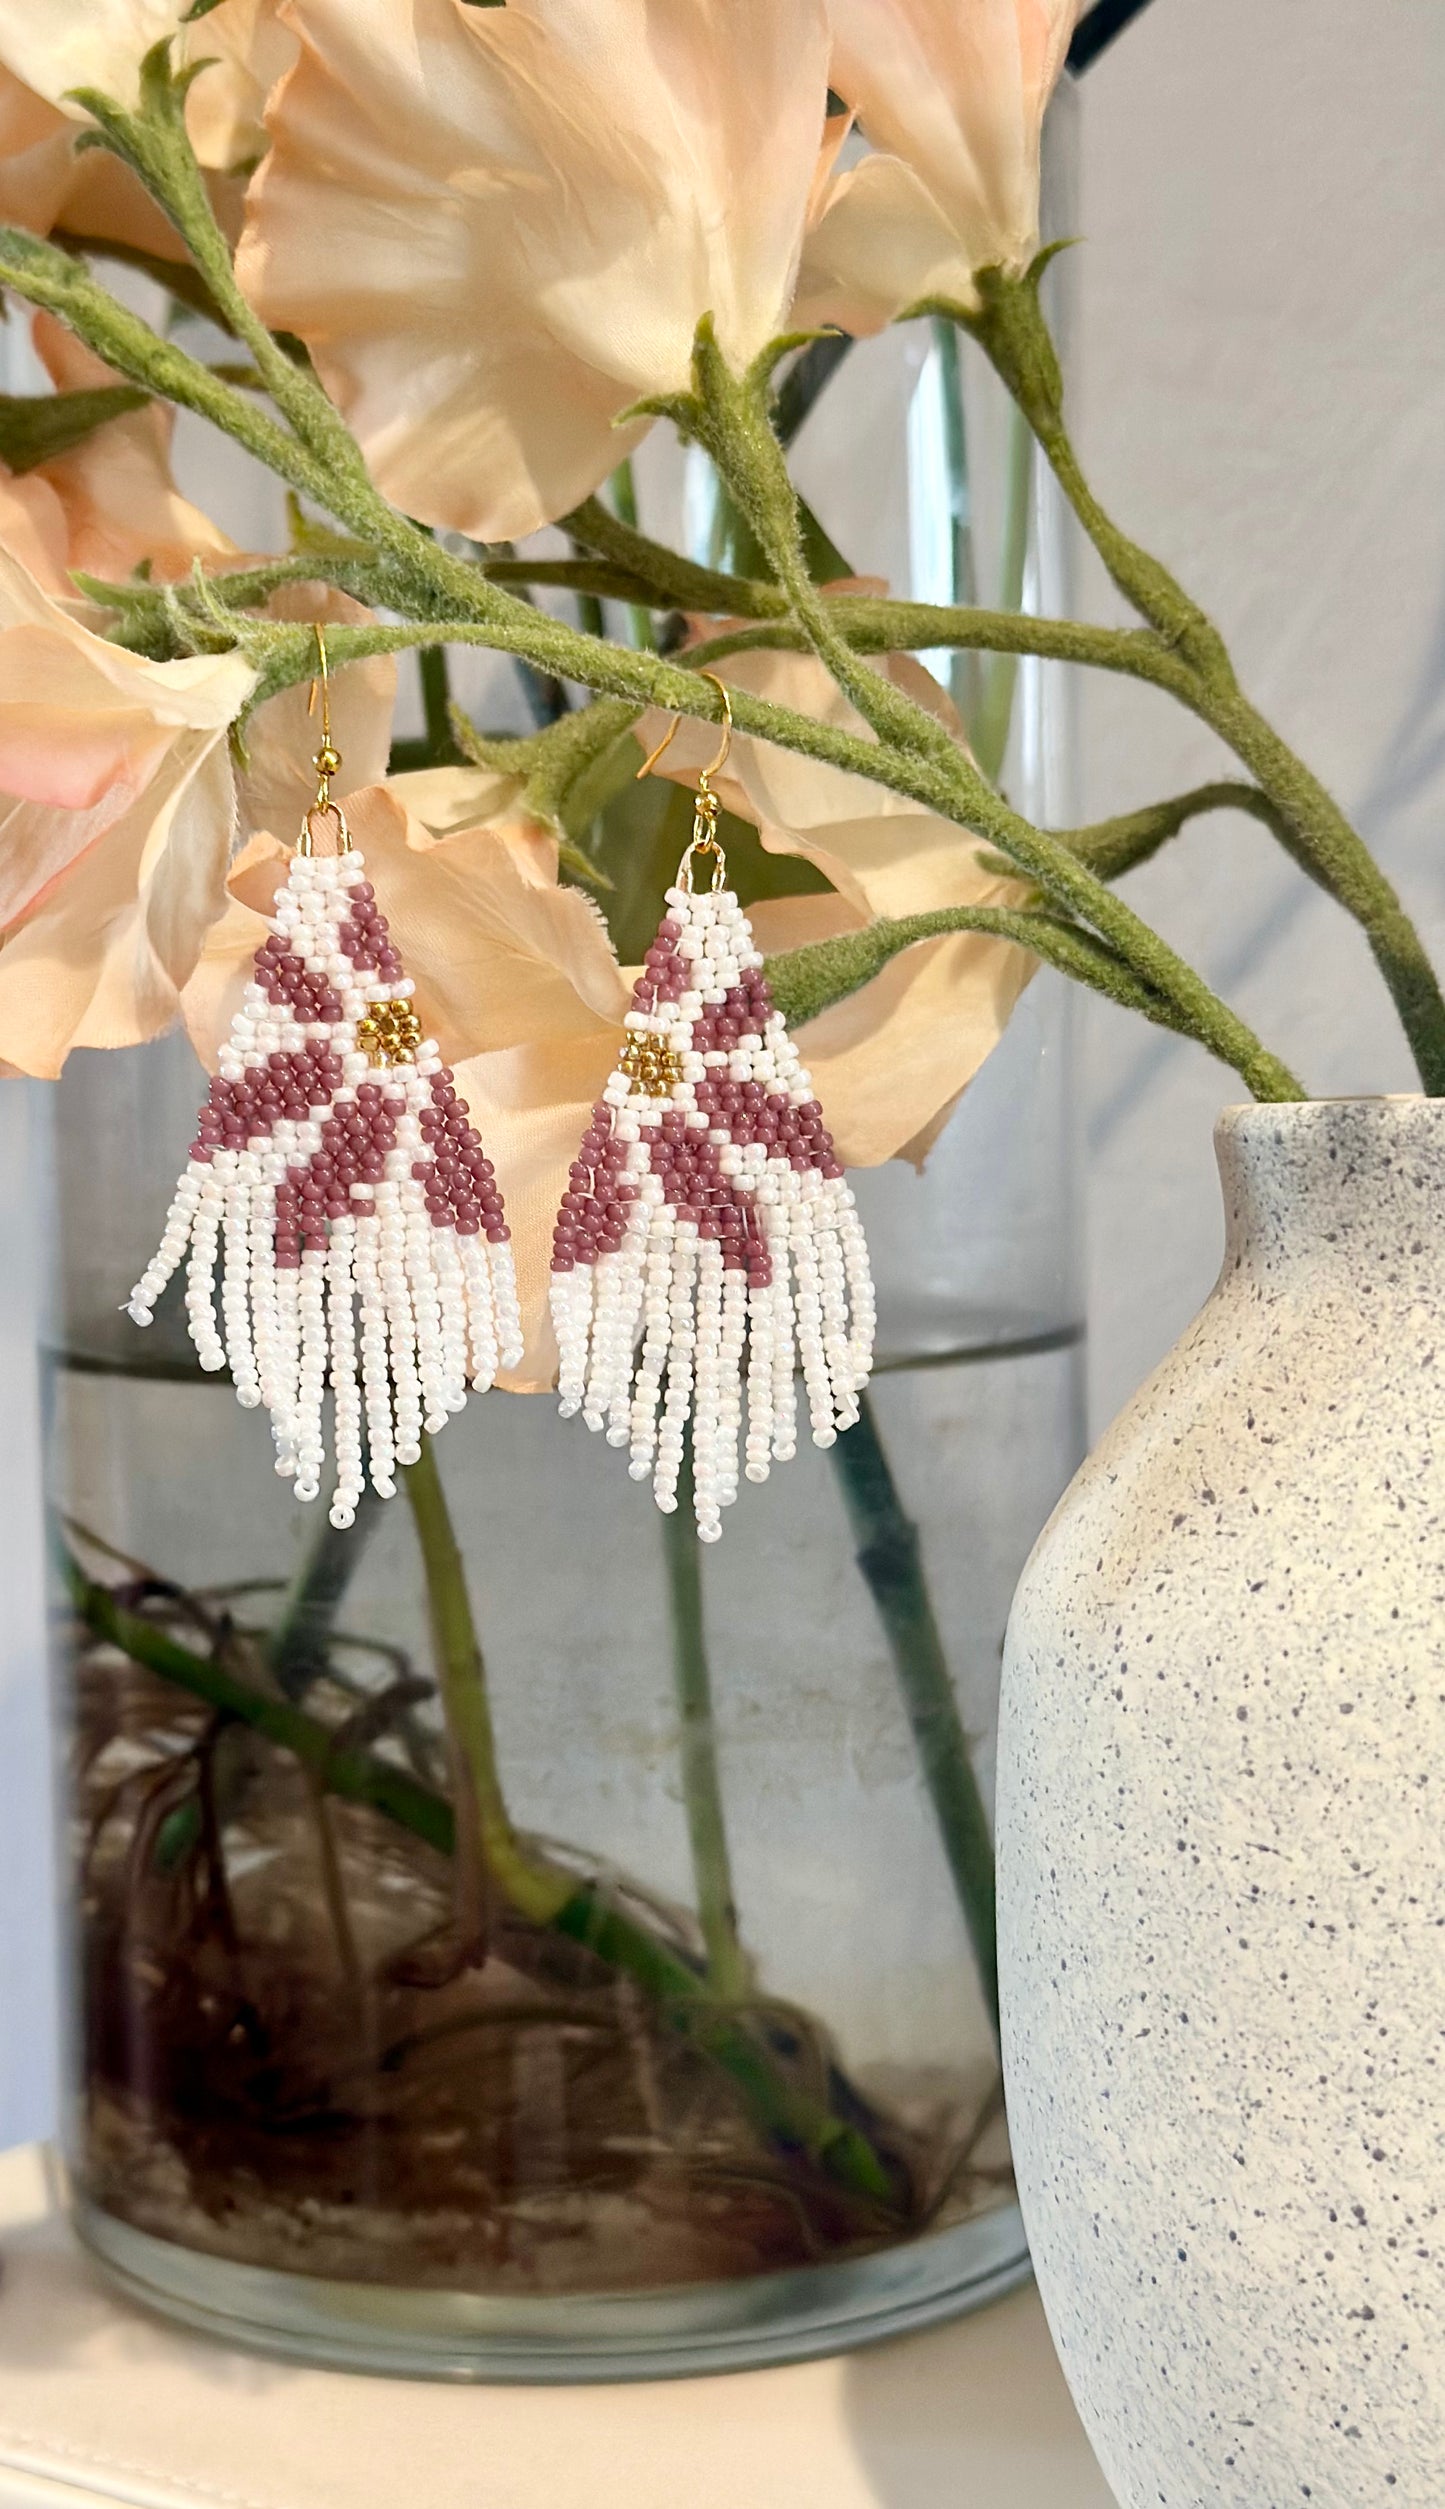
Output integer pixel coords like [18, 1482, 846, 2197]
[619, 1032, 684, 1098]
[356, 999, 423, 1067]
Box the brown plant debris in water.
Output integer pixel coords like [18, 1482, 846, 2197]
[69, 1616, 1009, 2296]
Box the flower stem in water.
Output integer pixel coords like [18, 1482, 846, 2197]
[64, 1529, 908, 2210]
[829, 1392, 999, 2034]
[663, 1450, 751, 2002]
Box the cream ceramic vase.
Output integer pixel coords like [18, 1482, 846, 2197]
[997, 1098, 1445, 2508]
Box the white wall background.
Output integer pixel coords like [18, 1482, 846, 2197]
[1074, 0, 1445, 1424]
[2, 0, 1444, 2143]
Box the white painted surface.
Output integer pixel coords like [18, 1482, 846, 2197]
[0, 2145, 1113, 2509]
[2, 0, 1443, 2144]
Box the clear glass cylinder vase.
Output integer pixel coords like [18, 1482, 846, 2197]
[45, 107, 1082, 2383]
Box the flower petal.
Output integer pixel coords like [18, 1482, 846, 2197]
[0, 466, 72, 595]
[27, 313, 238, 586]
[0, 1, 188, 115]
[0, 724, 240, 1076]
[386, 762, 532, 844]
[239, 0, 831, 538]
[796, 150, 977, 332]
[808, 0, 1081, 321]
[0, 545, 252, 1056]
[0, 59, 189, 253]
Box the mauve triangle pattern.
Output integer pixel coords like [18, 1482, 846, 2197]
[127, 845, 522, 1526]
[549, 880, 875, 1541]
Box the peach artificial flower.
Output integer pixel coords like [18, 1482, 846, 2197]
[0, 0, 292, 167]
[0, 544, 254, 1076]
[0, 0, 294, 258]
[0, 58, 184, 255]
[237, 0, 833, 540]
[0, 314, 237, 596]
[180, 1, 298, 173]
[799, 0, 1081, 332]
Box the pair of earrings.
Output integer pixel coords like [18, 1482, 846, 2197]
[128, 644, 876, 1539]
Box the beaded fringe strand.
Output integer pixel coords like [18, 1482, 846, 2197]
[128, 845, 521, 1526]
[550, 877, 875, 1541]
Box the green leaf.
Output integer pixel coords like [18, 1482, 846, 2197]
[0, 382, 149, 474]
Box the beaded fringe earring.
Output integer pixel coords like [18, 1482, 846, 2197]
[127, 628, 522, 1527]
[549, 678, 876, 1541]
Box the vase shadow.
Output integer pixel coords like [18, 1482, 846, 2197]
[839, 2284, 1116, 2509]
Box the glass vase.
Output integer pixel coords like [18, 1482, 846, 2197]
[44, 108, 1082, 2384]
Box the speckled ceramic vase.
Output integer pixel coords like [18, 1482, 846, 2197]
[997, 1097, 1445, 2509]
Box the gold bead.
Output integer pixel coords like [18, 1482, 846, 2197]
[314, 743, 342, 777]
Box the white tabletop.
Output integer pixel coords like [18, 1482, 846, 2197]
[0, 2147, 1114, 2509]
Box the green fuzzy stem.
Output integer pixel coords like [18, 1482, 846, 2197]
[680, 324, 1304, 1102]
[416, 645, 463, 764]
[65, 1530, 903, 2210]
[663, 1452, 751, 2002]
[766, 905, 1212, 1059]
[830, 1396, 998, 2032]
[72, 44, 369, 489]
[563, 493, 787, 621]
[7, 206, 1293, 1086]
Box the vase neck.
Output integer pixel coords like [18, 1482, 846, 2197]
[1215, 1098, 1445, 1290]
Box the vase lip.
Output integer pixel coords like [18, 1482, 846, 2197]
[1216, 1093, 1439, 1135]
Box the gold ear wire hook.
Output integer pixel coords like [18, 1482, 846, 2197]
[307, 622, 341, 798]
[632, 672, 732, 898]
[298, 621, 350, 857]
[307, 620, 334, 745]
[635, 673, 734, 894]
[635, 670, 734, 784]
